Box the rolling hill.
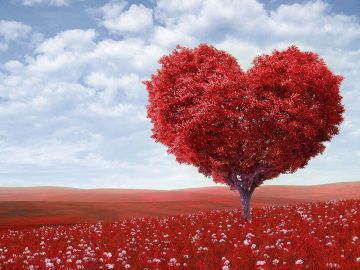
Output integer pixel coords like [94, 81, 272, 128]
[0, 181, 359, 229]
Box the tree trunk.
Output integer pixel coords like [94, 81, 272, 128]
[238, 187, 254, 221]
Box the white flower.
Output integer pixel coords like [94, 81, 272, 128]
[106, 264, 114, 269]
[251, 244, 256, 250]
[256, 261, 266, 266]
[243, 239, 251, 246]
[103, 252, 112, 258]
[246, 233, 255, 238]
[273, 259, 279, 265]
[44, 258, 54, 268]
[326, 263, 340, 269]
[295, 259, 303, 265]
[356, 257, 360, 262]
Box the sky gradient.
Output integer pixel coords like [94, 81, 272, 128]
[0, 0, 359, 189]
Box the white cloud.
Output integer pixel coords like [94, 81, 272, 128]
[0, 140, 130, 169]
[216, 39, 262, 70]
[97, 1, 153, 35]
[85, 72, 143, 102]
[152, 0, 360, 50]
[0, 20, 31, 51]
[21, 0, 71, 6]
[0, 27, 158, 186]
[0, 20, 31, 41]
[36, 29, 97, 56]
[153, 0, 268, 44]
[268, 1, 360, 47]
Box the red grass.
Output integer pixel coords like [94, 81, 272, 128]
[0, 199, 359, 269]
[1, 182, 359, 229]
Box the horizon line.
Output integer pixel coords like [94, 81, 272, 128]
[0, 180, 359, 191]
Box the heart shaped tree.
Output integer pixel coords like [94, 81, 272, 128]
[144, 44, 344, 220]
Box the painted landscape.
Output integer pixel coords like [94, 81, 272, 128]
[1, 0, 360, 269]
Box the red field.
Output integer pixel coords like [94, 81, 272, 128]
[0, 199, 359, 269]
[0, 182, 359, 229]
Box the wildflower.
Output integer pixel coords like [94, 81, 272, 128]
[273, 259, 279, 265]
[326, 263, 340, 269]
[295, 259, 303, 265]
[243, 239, 251, 246]
[44, 258, 54, 268]
[246, 233, 255, 238]
[103, 252, 112, 258]
[168, 258, 177, 266]
[256, 261, 266, 266]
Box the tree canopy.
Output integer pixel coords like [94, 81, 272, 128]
[145, 44, 344, 192]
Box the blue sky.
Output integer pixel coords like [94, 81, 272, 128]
[0, 0, 359, 189]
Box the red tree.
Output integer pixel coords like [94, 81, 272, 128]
[144, 44, 344, 220]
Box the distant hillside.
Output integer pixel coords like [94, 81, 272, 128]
[0, 181, 359, 229]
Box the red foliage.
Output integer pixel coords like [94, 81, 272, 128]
[145, 44, 344, 192]
[0, 200, 359, 269]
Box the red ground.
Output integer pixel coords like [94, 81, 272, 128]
[1, 200, 359, 269]
[0, 182, 359, 229]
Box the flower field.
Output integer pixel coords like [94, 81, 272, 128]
[0, 200, 359, 270]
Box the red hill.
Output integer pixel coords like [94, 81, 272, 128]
[0, 182, 359, 229]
